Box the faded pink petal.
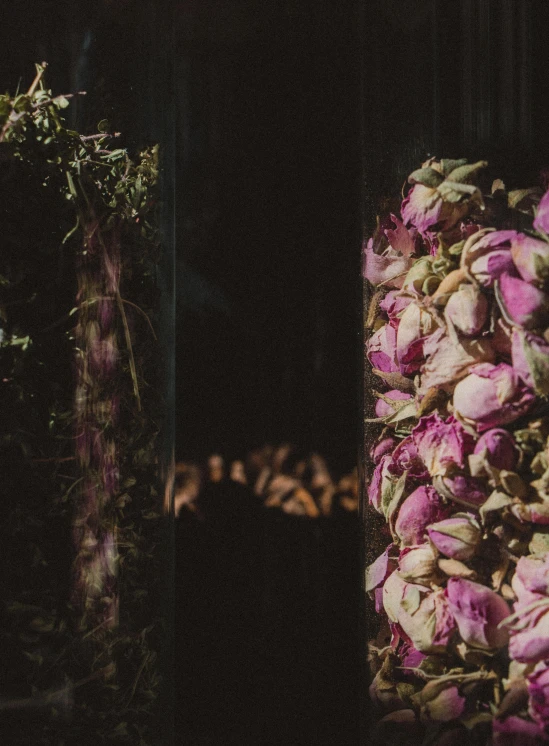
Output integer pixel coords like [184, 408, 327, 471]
[384, 213, 418, 257]
[412, 413, 475, 476]
[396, 303, 439, 375]
[534, 188, 549, 235]
[375, 390, 412, 418]
[473, 428, 520, 472]
[363, 238, 414, 289]
[497, 273, 549, 330]
[453, 363, 535, 431]
[444, 283, 489, 336]
[367, 324, 399, 373]
[446, 577, 510, 650]
[511, 233, 549, 285]
[418, 327, 495, 395]
[387, 437, 429, 480]
[427, 514, 481, 561]
[461, 229, 518, 287]
[394, 485, 451, 546]
[383, 572, 456, 653]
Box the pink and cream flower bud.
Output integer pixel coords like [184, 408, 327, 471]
[394, 485, 451, 546]
[445, 577, 510, 650]
[444, 283, 489, 336]
[453, 363, 535, 431]
[383, 571, 456, 654]
[427, 513, 481, 561]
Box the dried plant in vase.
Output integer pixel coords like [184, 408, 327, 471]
[0, 63, 164, 745]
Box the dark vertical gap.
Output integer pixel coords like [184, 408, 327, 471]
[462, 0, 474, 146]
[431, 0, 440, 154]
[478, 0, 491, 143]
[499, 0, 515, 143]
[519, 0, 533, 147]
[153, 2, 176, 742]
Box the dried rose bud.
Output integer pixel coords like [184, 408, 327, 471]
[444, 283, 489, 336]
[394, 485, 451, 546]
[460, 228, 518, 287]
[496, 273, 549, 330]
[367, 324, 399, 373]
[402, 167, 485, 236]
[387, 437, 429, 480]
[379, 289, 416, 320]
[368, 454, 390, 513]
[511, 233, 549, 285]
[401, 256, 436, 293]
[396, 302, 439, 374]
[383, 571, 456, 653]
[506, 556, 549, 663]
[418, 327, 495, 395]
[427, 513, 481, 561]
[414, 680, 466, 723]
[434, 472, 488, 509]
[453, 363, 535, 431]
[397, 544, 442, 586]
[512, 328, 549, 396]
[375, 390, 413, 418]
[363, 227, 415, 289]
[527, 662, 549, 733]
[492, 715, 544, 745]
[534, 188, 549, 235]
[472, 428, 520, 473]
[371, 437, 398, 465]
[446, 577, 510, 650]
[365, 546, 398, 613]
[412, 413, 475, 477]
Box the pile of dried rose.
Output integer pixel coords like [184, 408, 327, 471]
[364, 158, 549, 745]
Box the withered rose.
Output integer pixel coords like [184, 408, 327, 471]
[375, 390, 413, 418]
[534, 188, 549, 235]
[461, 228, 518, 287]
[512, 328, 549, 396]
[363, 214, 418, 289]
[367, 324, 399, 373]
[511, 232, 549, 285]
[396, 302, 439, 374]
[387, 437, 429, 480]
[528, 662, 549, 736]
[496, 272, 549, 330]
[383, 571, 456, 653]
[418, 327, 495, 395]
[444, 283, 489, 336]
[412, 413, 475, 477]
[394, 485, 451, 546]
[506, 555, 549, 664]
[427, 513, 481, 561]
[453, 363, 535, 431]
[445, 577, 510, 650]
[472, 428, 520, 473]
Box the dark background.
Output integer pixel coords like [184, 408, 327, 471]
[173, 1, 363, 471]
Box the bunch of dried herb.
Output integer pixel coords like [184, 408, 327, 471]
[0, 63, 166, 745]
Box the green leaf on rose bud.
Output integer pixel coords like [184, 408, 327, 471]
[381, 470, 408, 523]
[408, 167, 445, 188]
[384, 401, 418, 424]
[533, 253, 549, 283]
[439, 158, 468, 176]
[438, 181, 482, 204]
[371, 368, 416, 394]
[445, 160, 488, 184]
[523, 333, 549, 396]
[479, 490, 513, 522]
[400, 585, 422, 614]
